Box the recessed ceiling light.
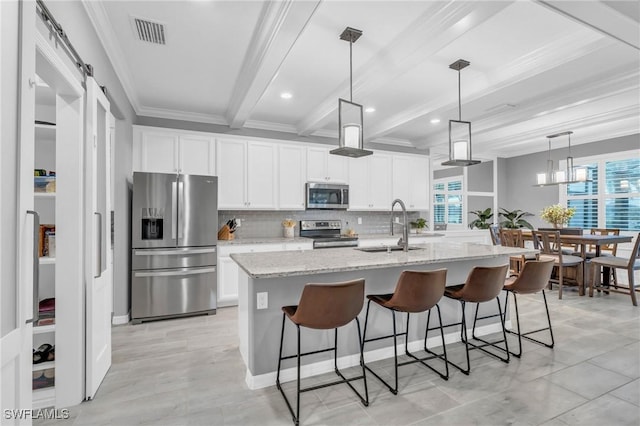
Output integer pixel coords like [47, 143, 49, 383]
[280, 92, 292, 99]
[430, 118, 441, 124]
[365, 107, 375, 113]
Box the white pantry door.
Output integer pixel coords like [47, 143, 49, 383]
[2, 1, 36, 421]
[85, 78, 113, 399]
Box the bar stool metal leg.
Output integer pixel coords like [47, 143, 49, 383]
[505, 290, 555, 358]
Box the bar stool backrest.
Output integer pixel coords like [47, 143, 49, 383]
[291, 279, 365, 329]
[458, 264, 509, 303]
[508, 259, 555, 294]
[589, 228, 620, 255]
[386, 269, 447, 313]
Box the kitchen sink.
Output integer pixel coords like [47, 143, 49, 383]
[356, 245, 422, 253]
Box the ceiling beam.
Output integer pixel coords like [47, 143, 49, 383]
[296, 1, 515, 137]
[536, 0, 640, 50]
[226, 0, 320, 129]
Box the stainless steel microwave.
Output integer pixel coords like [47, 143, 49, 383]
[306, 183, 349, 210]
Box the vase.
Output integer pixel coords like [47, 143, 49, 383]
[283, 227, 294, 238]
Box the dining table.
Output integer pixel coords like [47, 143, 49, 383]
[522, 231, 633, 294]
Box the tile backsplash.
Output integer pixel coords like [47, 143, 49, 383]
[219, 210, 427, 238]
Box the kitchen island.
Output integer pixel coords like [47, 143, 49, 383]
[231, 241, 536, 389]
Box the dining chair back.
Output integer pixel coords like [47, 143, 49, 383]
[589, 233, 640, 306]
[532, 230, 583, 299]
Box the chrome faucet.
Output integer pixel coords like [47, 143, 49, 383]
[390, 199, 409, 251]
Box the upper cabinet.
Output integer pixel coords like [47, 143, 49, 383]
[278, 144, 306, 210]
[306, 147, 349, 183]
[132, 126, 216, 175]
[392, 154, 429, 210]
[216, 139, 277, 210]
[348, 153, 392, 210]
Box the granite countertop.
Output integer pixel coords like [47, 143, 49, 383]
[231, 241, 537, 279]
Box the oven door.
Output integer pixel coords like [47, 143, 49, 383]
[306, 183, 349, 209]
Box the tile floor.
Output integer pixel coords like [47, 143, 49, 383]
[36, 288, 639, 425]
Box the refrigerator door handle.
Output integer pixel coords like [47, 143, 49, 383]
[133, 267, 216, 278]
[178, 180, 185, 240]
[133, 247, 217, 256]
[26, 210, 40, 324]
[171, 181, 177, 240]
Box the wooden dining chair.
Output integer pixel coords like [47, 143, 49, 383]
[532, 230, 583, 299]
[500, 229, 538, 277]
[489, 225, 501, 246]
[589, 233, 640, 306]
[587, 229, 620, 287]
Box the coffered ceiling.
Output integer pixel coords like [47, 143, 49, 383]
[83, 0, 640, 161]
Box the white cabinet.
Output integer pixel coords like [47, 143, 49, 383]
[348, 153, 392, 210]
[132, 126, 216, 175]
[217, 139, 277, 210]
[307, 147, 349, 183]
[278, 144, 306, 210]
[392, 154, 429, 210]
[217, 241, 313, 306]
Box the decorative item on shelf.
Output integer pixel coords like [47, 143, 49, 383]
[34, 170, 56, 193]
[282, 218, 296, 239]
[410, 218, 428, 233]
[499, 208, 534, 229]
[468, 208, 493, 229]
[38, 224, 56, 257]
[540, 204, 576, 229]
[33, 343, 55, 364]
[330, 27, 372, 158]
[535, 131, 590, 186]
[442, 59, 480, 167]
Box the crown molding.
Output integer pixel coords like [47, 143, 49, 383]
[82, 0, 141, 113]
[243, 119, 298, 134]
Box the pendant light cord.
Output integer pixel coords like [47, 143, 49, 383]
[349, 35, 353, 102]
[457, 69, 462, 121]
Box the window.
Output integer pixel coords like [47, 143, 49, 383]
[433, 178, 463, 226]
[563, 152, 639, 231]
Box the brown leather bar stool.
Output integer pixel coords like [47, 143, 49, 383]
[502, 259, 555, 357]
[361, 269, 448, 395]
[276, 279, 368, 426]
[442, 264, 510, 375]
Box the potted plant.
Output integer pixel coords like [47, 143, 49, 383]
[468, 208, 493, 229]
[499, 208, 534, 229]
[540, 204, 576, 228]
[410, 218, 428, 234]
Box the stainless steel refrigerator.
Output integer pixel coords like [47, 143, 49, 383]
[131, 172, 218, 323]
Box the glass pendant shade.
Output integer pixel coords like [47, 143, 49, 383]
[331, 98, 372, 158]
[574, 167, 588, 182]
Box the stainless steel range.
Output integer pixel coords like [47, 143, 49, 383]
[300, 220, 359, 249]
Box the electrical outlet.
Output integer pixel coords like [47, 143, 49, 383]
[235, 219, 242, 227]
[395, 216, 400, 223]
[357, 217, 362, 225]
[257, 292, 268, 309]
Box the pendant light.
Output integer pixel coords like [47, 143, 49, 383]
[441, 59, 480, 166]
[330, 27, 372, 158]
[535, 131, 589, 186]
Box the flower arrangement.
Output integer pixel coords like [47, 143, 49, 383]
[540, 204, 576, 228]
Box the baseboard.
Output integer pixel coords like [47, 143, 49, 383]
[111, 312, 130, 325]
[244, 320, 512, 390]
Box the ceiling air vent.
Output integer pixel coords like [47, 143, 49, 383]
[133, 17, 166, 45]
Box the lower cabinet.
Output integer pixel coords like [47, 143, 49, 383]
[217, 241, 313, 306]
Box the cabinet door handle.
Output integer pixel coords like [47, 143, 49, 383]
[26, 210, 40, 324]
[94, 212, 102, 278]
